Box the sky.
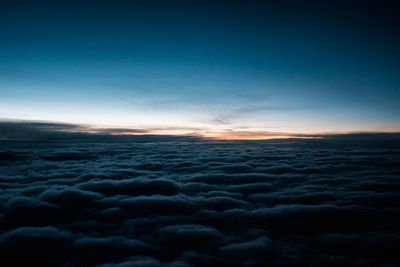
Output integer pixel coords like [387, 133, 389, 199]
[0, 0, 399, 139]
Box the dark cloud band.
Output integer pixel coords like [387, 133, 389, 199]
[0, 131, 399, 266]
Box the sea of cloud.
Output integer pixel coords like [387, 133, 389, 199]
[0, 140, 399, 266]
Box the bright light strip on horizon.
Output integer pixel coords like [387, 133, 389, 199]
[1, 99, 400, 140]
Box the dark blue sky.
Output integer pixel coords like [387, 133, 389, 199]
[1, 0, 399, 138]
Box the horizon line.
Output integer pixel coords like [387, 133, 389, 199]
[1, 119, 400, 142]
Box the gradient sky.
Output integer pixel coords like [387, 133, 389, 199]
[1, 0, 399, 138]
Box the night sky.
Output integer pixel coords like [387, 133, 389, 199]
[0, 0, 399, 137]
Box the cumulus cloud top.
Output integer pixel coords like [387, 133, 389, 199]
[0, 140, 399, 266]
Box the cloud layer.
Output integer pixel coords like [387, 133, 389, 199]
[1, 139, 399, 266]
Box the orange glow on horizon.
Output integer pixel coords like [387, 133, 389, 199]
[53, 126, 400, 141]
[106, 129, 323, 140]
[3, 118, 399, 141]
[208, 135, 322, 140]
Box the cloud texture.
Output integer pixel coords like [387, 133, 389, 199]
[1, 139, 400, 266]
